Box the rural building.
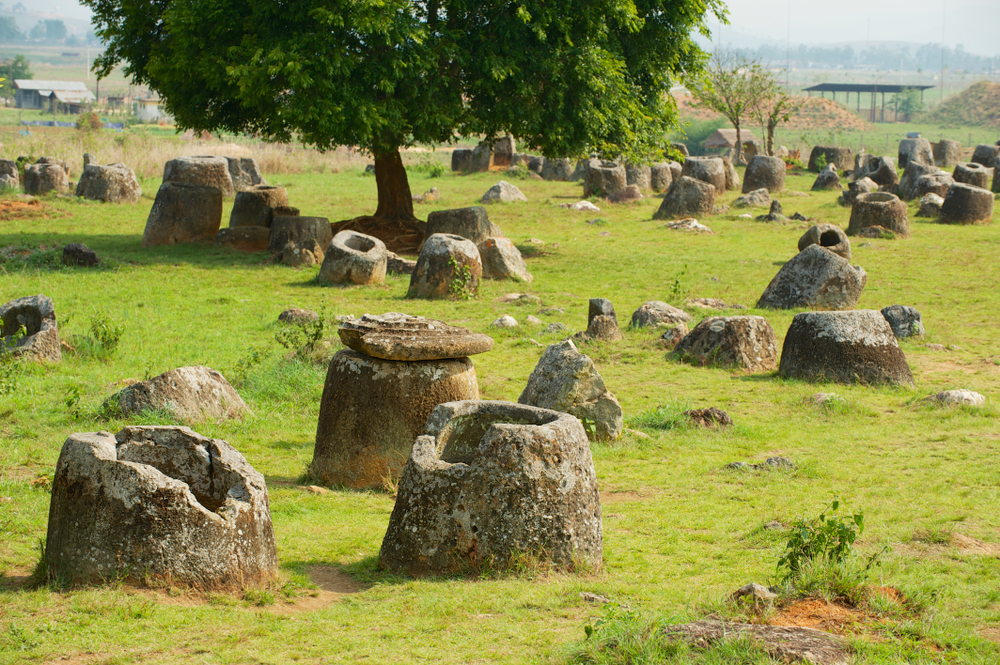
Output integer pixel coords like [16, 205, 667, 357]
[703, 128, 760, 150]
[136, 97, 173, 124]
[14, 80, 96, 114]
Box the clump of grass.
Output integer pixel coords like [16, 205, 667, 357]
[626, 402, 691, 432]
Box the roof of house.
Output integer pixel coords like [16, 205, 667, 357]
[14, 80, 91, 92]
[703, 128, 760, 149]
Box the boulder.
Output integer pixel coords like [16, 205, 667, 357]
[671, 142, 690, 157]
[589, 298, 619, 327]
[898, 138, 933, 169]
[867, 157, 900, 189]
[318, 231, 387, 285]
[840, 177, 877, 206]
[491, 315, 518, 329]
[541, 157, 575, 181]
[407, 233, 483, 299]
[162, 156, 235, 198]
[721, 157, 740, 191]
[478, 237, 533, 282]
[682, 157, 726, 193]
[939, 183, 994, 225]
[848, 192, 909, 237]
[380, 400, 602, 575]
[104, 366, 249, 422]
[662, 621, 849, 665]
[38, 156, 70, 175]
[650, 163, 673, 192]
[625, 164, 652, 191]
[607, 184, 643, 203]
[755, 199, 787, 223]
[23, 163, 70, 196]
[312, 349, 480, 488]
[673, 316, 778, 372]
[214, 226, 270, 252]
[518, 340, 622, 441]
[0, 158, 18, 190]
[742, 156, 785, 193]
[228, 185, 289, 228]
[757, 245, 867, 310]
[880, 305, 924, 338]
[897, 160, 943, 200]
[630, 301, 691, 328]
[797, 224, 850, 260]
[583, 159, 626, 198]
[932, 139, 961, 167]
[470, 142, 495, 172]
[44, 426, 278, 588]
[142, 183, 223, 247]
[685, 407, 733, 429]
[0, 295, 61, 363]
[426, 206, 492, 244]
[278, 308, 319, 323]
[482, 180, 527, 204]
[338, 312, 493, 361]
[914, 173, 955, 199]
[925, 390, 986, 407]
[808, 146, 852, 172]
[491, 136, 516, 168]
[660, 323, 688, 348]
[75, 163, 141, 203]
[953, 162, 991, 189]
[917, 193, 944, 218]
[267, 215, 333, 253]
[226, 157, 266, 191]
[62, 243, 99, 267]
[811, 164, 841, 191]
[778, 310, 914, 385]
[386, 252, 417, 275]
[654, 176, 715, 220]
[282, 239, 323, 267]
[734, 188, 771, 208]
[970, 144, 1000, 167]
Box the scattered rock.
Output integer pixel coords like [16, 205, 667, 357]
[797, 224, 850, 260]
[278, 308, 319, 323]
[659, 323, 688, 348]
[897, 160, 944, 201]
[479, 237, 533, 282]
[631, 301, 691, 328]
[104, 366, 249, 421]
[338, 312, 494, 361]
[924, 390, 986, 407]
[932, 139, 962, 167]
[491, 315, 518, 329]
[898, 137, 933, 169]
[839, 177, 878, 207]
[386, 251, 417, 275]
[857, 226, 895, 239]
[939, 182, 994, 225]
[625, 163, 652, 191]
[654, 176, 715, 220]
[143, 183, 223, 247]
[650, 163, 673, 192]
[519, 339, 623, 441]
[75, 163, 142, 203]
[684, 407, 733, 428]
[0, 158, 19, 190]
[282, 239, 324, 267]
[661, 620, 849, 665]
[407, 234, 483, 299]
[662, 218, 712, 233]
[225, 156, 266, 191]
[686, 298, 731, 310]
[541, 157, 575, 181]
[742, 156, 786, 193]
[953, 162, 991, 189]
[721, 157, 740, 191]
[583, 159, 627, 198]
[733, 583, 777, 605]
[0, 294, 62, 362]
[811, 164, 842, 191]
[683, 157, 726, 192]
[727, 457, 795, 471]
[526, 315, 543, 326]
[214, 226, 269, 251]
[496, 292, 542, 305]
[970, 143, 1000, 167]
[918, 192, 944, 217]
[561, 200, 601, 212]
[673, 316, 778, 372]
[318, 230, 388, 286]
[925, 343, 945, 351]
[607, 184, 643, 203]
[757, 245, 867, 311]
[62, 243, 99, 267]
[581, 592, 612, 605]
[756, 199, 787, 223]
[848, 192, 909, 237]
[734, 187, 771, 208]
[23, 163, 70, 196]
[880, 305, 924, 338]
[807, 392, 844, 406]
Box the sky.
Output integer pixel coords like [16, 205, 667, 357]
[20, 0, 1000, 58]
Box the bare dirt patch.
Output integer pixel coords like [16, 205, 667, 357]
[770, 598, 865, 635]
[600, 490, 655, 504]
[979, 626, 1000, 643]
[0, 199, 48, 222]
[0, 566, 34, 590]
[267, 565, 368, 615]
[951, 534, 1000, 556]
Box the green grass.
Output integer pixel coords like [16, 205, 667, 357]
[1, 143, 999, 664]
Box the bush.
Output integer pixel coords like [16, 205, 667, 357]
[777, 496, 863, 582]
[77, 111, 104, 133]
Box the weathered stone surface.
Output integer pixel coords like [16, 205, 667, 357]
[142, 182, 223, 247]
[808, 146, 852, 172]
[225, 157, 266, 192]
[407, 234, 482, 299]
[588, 298, 618, 327]
[283, 238, 322, 267]
[654, 176, 715, 220]
[939, 182, 994, 225]
[897, 160, 943, 200]
[541, 157, 575, 181]
[811, 164, 842, 191]
[848, 192, 909, 237]
[840, 177, 878, 206]
[918, 193, 944, 218]
[338, 312, 493, 361]
[682, 157, 726, 192]
[0, 295, 61, 363]
[426, 206, 492, 244]
[914, 173, 955, 199]
[482, 180, 527, 204]
[757, 245, 867, 310]
[479, 236, 532, 282]
[318, 231, 387, 286]
[214, 226, 270, 252]
[75, 163, 141, 203]
[994, 162, 1000, 194]
[631, 301, 691, 328]
[662, 218, 712, 233]
[734, 188, 771, 208]
[797, 224, 850, 260]
[519, 340, 623, 441]
[24, 163, 70, 196]
[267, 216, 333, 253]
[380, 400, 602, 574]
[386, 252, 417, 275]
[661, 621, 849, 665]
[953, 162, 991, 189]
[667, 160, 683, 182]
[857, 225, 895, 239]
[228, 186, 289, 228]
[933, 139, 961, 167]
[583, 159, 627, 198]
[278, 308, 318, 323]
[0, 158, 18, 190]
[650, 163, 673, 192]
[970, 144, 1000, 167]
[62, 243, 99, 267]
[660, 322, 688, 348]
[721, 157, 740, 191]
[576, 315, 624, 342]
[898, 138, 933, 169]
[742, 156, 786, 193]
[162, 156, 235, 197]
[451, 149, 472, 172]
[685, 407, 733, 429]
[312, 350, 479, 489]
[925, 390, 986, 407]
[625, 163, 652, 191]
[673, 316, 778, 372]
[44, 426, 277, 588]
[779, 310, 914, 386]
[105, 366, 248, 421]
[756, 199, 788, 223]
[880, 305, 924, 338]
[491, 315, 518, 328]
[607, 184, 643, 203]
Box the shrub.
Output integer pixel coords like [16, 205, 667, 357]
[777, 496, 863, 582]
[76, 111, 104, 133]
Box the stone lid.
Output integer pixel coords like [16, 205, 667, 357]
[338, 312, 494, 361]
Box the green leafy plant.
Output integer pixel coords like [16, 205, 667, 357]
[668, 264, 689, 302]
[65, 386, 82, 420]
[275, 310, 337, 363]
[0, 324, 27, 396]
[447, 256, 476, 300]
[812, 152, 828, 173]
[777, 496, 863, 582]
[412, 154, 446, 178]
[76, 111, 104, 133]
[88, 311, 126, 354]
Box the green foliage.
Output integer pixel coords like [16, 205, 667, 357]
[411, 154, 446, 178]
[626, 402, 691, 432]
[813, 152, 827, 173]
[674, 117, 729, 155]
[777, 497, 863, 582]
[242, 588, 275, 606]
[447, 256, 476, 300]
[76, 111, 104, 133]
[668, 264, 689, 302]
[0, 19, 26, 45]
[88, 311, 126, 354]
[887, 88, 926, 122]
[64, 386, 83, 420]
[274, 311, 337, 363]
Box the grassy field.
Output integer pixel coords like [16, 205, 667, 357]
[0, 134, 999, 664]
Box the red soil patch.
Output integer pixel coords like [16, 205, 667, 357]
[0, 199, 47, 221]
[770, 598, 865, 634]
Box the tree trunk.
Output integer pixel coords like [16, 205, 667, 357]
[766, 118, 776, 158]
[734, 124, 743, 164]
[331, 148, 426, 254]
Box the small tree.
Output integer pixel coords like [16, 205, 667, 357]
[752, 75, 805, 157]
[690, 51, 769, 164]
[887, 88, 925, 122]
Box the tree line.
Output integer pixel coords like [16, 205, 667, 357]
[733, 43, 998, 74]
[0, 16, 97, 46]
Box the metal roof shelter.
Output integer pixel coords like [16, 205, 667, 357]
[14, 80, 96, 112]
[803, 83, 936, 122]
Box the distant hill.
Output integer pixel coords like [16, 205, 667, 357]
[922, 81, 1000, 128]
[673, 92, 875, 132]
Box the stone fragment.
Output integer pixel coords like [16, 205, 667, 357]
[282, 239, 323, 267]
[685, 407, 733, 428]
[589, 298, 618, 326]
[214, 226, 269, 251]
[682, 157, 726, 192]
[808, 146, 852, 172]
[721, 157, 740, 191]
[918, 193, 944, 218]
[673, 316, 778, 372]
[660, 323, 688, 348]
[939, 183, 994, 225]
[0, 295, 61, 362]
[426, 206, 492, 244]
[733, 583, 777, 604]
[662, 621, 849, 665]
[630, 301, 691, 328]
[162, 155, 235, 197]
[62, 243, 99, 267]
[75, 163, 141, 203]
[811, 164, 841, 191]
[407, 233, 483, 299]
[338, 312, 493, 361]
[953, 162, 991, 189]
[562, 200, 601, 212]
[654, 176, 715, 219]
[607, 184, 643, 203]
[312, 350, 479, 488]
[44, 426, 277, 587]
[857, 226, 895, 239]
[24, 163, 69, 196]
[268, 216, 333, 254]
[778, 310, 914, 386]
[880, 305, 924, 338]
[847, 192, 909, 237]
[318, 231, 388, 286]
[797, 224, 850, 260]
[897, 161, 943, 201]
[228, 185, 289, 228]
[924, 390, 986, 407]
[840, 177, 878, 206]
[544, 322, 568, 334]
[526, 315, 543, 325]
[226, 156, 266, 191]
[734, 188, 771, 208]
[756, 199, 787, 223]
[0, 158, 19, 190]
[478, 237, 533, 282]
[386, 252, 417, 275]
[380, 400, 602, 574]
[519, 339, 623, 441]
[898, 138, 933, 169]
[105, 366, 249, 421]
[491, 315, 518, 328]
[278, 308, 319, 323]
[482, 180, 527, 204]
[757, 245, 866, 310]
[662, 218, 712, 233]
[541, 157, 575, 181]
[142, 182, 223, 247]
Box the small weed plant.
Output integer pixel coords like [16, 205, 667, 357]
[85, 310, 126, 355]
[777, 496, 863, 582]
[412, 154, 446, 178]
[447, 256, 476, 300]
[275, 310, 337, 363]
[813, 152, 828, 172]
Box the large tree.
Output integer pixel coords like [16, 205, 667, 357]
[86, 0, 724, 251]
[690, 50, 767, 164]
